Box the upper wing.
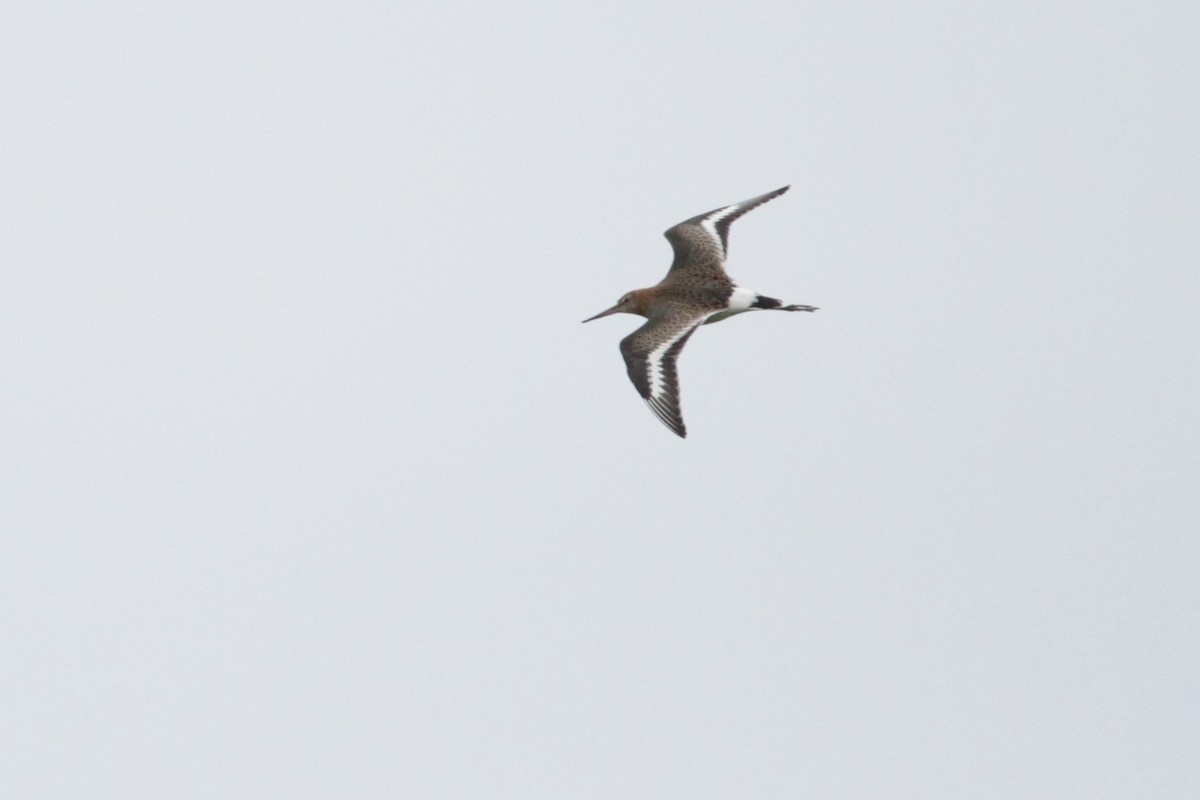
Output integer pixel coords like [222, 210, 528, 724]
[662, 185, 789, 280]
[619, 311, 708, 438]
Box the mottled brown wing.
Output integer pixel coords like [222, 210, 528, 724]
[619, 311, 707, 438]
[662, 186, 789, 282]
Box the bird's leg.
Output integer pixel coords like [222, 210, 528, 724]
[781, 304, 818, 312]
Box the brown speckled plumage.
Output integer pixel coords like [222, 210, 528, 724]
[584, 186, 818, 438]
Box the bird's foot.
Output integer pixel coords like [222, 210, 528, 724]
[783, 304, 818, 312]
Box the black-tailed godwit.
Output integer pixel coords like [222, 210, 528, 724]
[584, 186, 817, 438]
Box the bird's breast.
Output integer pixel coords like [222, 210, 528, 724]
[655, 283, 731, 312]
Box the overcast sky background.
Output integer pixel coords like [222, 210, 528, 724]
[3, 2, 1198, 797]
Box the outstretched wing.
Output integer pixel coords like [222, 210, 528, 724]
[662, 185, 789, 280]
[619, 311, 708, 438]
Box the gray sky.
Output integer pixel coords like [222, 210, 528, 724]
[3, 1, 1198, 797]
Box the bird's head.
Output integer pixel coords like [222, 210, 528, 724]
[582, 289, 651, 322]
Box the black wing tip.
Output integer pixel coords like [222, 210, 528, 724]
[662, 412, 687, 438]
[747, 184, 789, 209]
[661, 417, 688, 438]
[646, 397, 687, 438]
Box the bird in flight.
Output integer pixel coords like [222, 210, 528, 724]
[583, 186, 817, 438]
